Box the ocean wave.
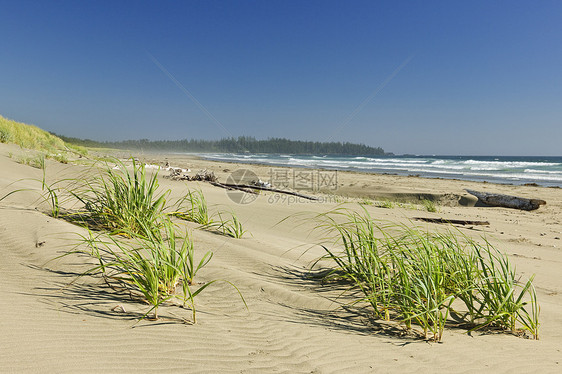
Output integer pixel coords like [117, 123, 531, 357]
[463, 159, 560, 168]
[400, 168, 562, 182]
[524, 169, 562, 175]
[200, 153, 562, 186]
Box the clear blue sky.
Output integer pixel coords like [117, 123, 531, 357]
[1, 0, 561, 155]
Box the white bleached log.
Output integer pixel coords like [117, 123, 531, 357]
[465, 189, 546, 211]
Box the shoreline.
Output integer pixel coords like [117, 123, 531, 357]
[112, 150, 559, 209]
[111, 149, 562, 189]
[197, 155, 562, 189]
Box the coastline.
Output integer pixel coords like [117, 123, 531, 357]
[197, 153, 562, 188]
[104, 148, 562, 188]
[2, 143, 562, 372]
[130, 150, 560, 207]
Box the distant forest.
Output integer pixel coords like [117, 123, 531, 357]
[56, 135, 388, 156]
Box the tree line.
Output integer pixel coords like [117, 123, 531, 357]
[55, 134, 388, 155]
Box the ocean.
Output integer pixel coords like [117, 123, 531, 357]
[201, 154, 562, 188]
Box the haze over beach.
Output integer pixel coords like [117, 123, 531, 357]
[1, 1, 562, 373]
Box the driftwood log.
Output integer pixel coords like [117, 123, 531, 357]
[210, 182, 258, 194]
[415, 217, 490, 226]
[213, 183, 319, 201]
[465, 189, 546, 211]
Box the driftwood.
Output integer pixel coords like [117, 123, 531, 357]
[465, 189, 546, 211]
[217, 183, 319, 201]
[169, 174, 190, 181]
[415, 217, 490, 226]
[166, 168, 189, 181]
[166, 169, 218, 182]
[210, 182, 258, 194]
[191, 170, 218, 182]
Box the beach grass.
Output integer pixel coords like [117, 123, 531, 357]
[376, 199, 395, 209]
[172, 188, 212, 225]
[10, 151, 71, 168]
[69, 158, 169, 238]
[171, 189, 248, 238]
[17, 159, 247, 322]
[0, 115, 87, 158]
[76, 219, 222, 321]
[421, 199, 438, 212]
[1, 157, 171, 236]
[11, 153, 46, 168]
[0, 158, 81, 219]
[203, 211, 247, 238]
[310, 207, 539, 341]
[0, 115, 65, 152]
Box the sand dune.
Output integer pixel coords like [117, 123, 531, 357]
[1, 145, 561, 373]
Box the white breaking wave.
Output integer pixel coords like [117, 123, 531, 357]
[524, 169, 562, 175]
[463, 159, 560, 168]
[200, 153, 562, 186]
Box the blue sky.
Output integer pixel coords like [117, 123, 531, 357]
[1, 0, 561, 155]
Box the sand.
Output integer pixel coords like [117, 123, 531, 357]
[1, 144, 561, 373]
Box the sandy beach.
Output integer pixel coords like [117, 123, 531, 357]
[1, 144, 561, 373]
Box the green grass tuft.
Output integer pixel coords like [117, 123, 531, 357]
[376, 199, 395, 209]
[311, 207, 539, 342]
[171, 189, 212, 225]
[74, 219, 226, 322]
[12, 153, 46, 168]
[70, 158, 169, 238]
[421, 199, 438, 212]
[203, 211, 247, 238]
[171, 189, 249, 238]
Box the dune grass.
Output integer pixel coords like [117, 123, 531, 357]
[421, 199, 438, 212]
[10, 151, 72, 168]
[21, 160, 247, 322]
[0, 115, 87, 158]
[11, 153, 46, 168]
[376, 199, 395, 209]
[171, 188, 248, 238]
[311, 207, 539, 342]
[2, 157, 247, 322]
[67, 158, 169, 238]
[75, 219, 242, 322]
[203, 211, 248, 238]
[0, 157, 80, 219]
[172, 189, 211, 225]
[0, 115, 65, 152]
[2, 158, 170, 236]
[3, 155, 248, 241]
